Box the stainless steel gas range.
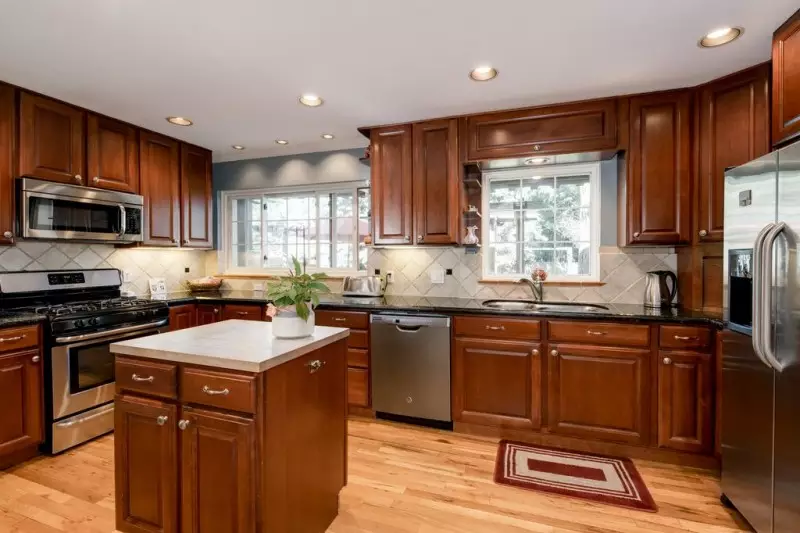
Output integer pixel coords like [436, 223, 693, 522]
[0, 268, 169, 453]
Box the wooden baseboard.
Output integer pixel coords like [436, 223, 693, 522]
[0, 445, 40, 470]
[453, 422, 720, 471]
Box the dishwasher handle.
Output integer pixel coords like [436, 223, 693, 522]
[370, 313, 450, 328]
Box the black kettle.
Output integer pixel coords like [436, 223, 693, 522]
[643, 270, 678, 308]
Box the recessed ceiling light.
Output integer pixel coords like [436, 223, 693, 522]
[699, 27, 743, 48]
[166, 116, 193, 126]
[524, 157, 550, 165]
[299, 94, 324, 107]
[321, 133, 335, 139]
[275, 139, 289, 145]
[469, 66, 498, 82]
[232, 145, 246, 151]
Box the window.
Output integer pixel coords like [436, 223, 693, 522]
[482, 163, 600, 281]
[221, 183, 370, 274]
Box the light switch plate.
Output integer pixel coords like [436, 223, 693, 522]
[430, 267, 445, 284]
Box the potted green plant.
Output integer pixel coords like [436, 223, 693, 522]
[266, 257, 330, 338]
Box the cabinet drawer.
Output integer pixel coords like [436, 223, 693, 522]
[347, 348, 370, 369]
[660, 326, 712, 351]
[116, 357, 177, 399]
[454, 316, 541, 340]
[347, 368, 370, 407]
[0, 325, 38, 354]
[347, 329, 369, 349]
[180, 367, 257, 414]
[316, 310, 369, 329]
[548, 321, 649, 347]
[222, 304, 263, 322]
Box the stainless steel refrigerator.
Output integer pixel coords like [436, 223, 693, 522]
[722, 139, 800, 533]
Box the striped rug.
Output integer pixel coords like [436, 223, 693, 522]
[494, 440, 657, 512]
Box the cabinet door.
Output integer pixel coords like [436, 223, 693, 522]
[371, 125, 413, 245]
[196, 304, 222, 325]
[114, 395, 178, 533]
[773, 9, 800, 145]
[19, 92, 85, 185]
[180, 407, 255, 533]
[625, 91, 691, 245]
[548, 344, 650, 445]
[222, 304, 263, 321]
[412, 119, 460, 245]
[452, 337, 541, 430]
[140, 131, 180, 247]
[87, 114, 140, 193]
[0, 350, 43, 456]
[698, 64, 770, 243]
[0, 84, 14, 245]
[658, 351, 712, 453]
[180, 144, 213, 248]
[168, 304, 196, 331]
[347, 367, 370, 407]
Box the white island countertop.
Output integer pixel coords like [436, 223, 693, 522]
[110, 320, 350, 372]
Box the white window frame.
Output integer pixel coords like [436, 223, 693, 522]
[219, 181, 370, 276]
[481, 162, 602, 282]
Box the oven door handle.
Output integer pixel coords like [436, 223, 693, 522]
[54, 319, 168, 344]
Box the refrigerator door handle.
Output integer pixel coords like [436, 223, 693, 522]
[760, 221, 787, 372]
[752, 223, 775, 369]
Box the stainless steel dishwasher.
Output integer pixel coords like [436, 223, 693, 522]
[370, 313, 451, 423]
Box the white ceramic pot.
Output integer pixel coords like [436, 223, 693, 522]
[272, 309, 315, 339]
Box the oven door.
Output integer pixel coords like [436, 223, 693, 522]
[50, 323, 167, 420]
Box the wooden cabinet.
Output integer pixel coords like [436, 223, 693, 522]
[180, 144, 213, 248]
[140, 131, 180, 247]
[180, 407, 255, 532]
[370, 125, 413, 245]
[19, 92, 85, 185]
[464, 99, 618, 161]
[622, 90, 691, 245]
[114, 394, 178, 533]
[657, 351, 713, 453]
[222, 304, 263, 321]
[346, 368, 369, 408]
[547, 343, 650, 445]
[87, 114, 140, 193]
[697, 64, 770, 243]
[773, 9, 800, 145]
[452, 337, 542, 430]
[196, 304, 222, 325]
[412, 119, 460, 244]
[0, 349, 43, 458]
[0, 83, 14, 245]
[317, 309, 371, 411]
[168, 304, 196, 331]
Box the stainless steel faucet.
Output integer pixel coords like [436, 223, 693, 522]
[519, 278, 544, 302]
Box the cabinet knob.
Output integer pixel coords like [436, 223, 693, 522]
[550, 349, 559, 358]
[3, 231, 12, 239]
[213, 308, 219, 314]
[533, 144, 541, 151]
[74, 174, 82, 183]
[532, 349, 540, 356]
[699, 229, 708, 237]
[183, 240, 190, 245]
[633, 231, 641, 238]
[93, 176, 100, 184]
[417, 235, 424, 242]
[31, 355, 40, 363]
[156, 415, 168, 426]
[178, 419, 190, 431]
[403, 235, 410, 242]
[663, 357, 672, 365]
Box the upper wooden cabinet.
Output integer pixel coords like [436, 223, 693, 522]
[19, 92, 85, 185]
[622, 90, 692, 245]
[87, 114, 140, 194]
[464, 99, 618, 161]
[773, 9, 800, 145]
[697, 64, 770, 243]
[0, 84, 14, 246]
[180, 144, 213, 248]
[140, 131, 180, 247]
[412, 119, 460, 245]
[370, 125, 413, 245]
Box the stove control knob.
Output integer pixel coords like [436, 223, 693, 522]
[151, 309, 160, 316]
[88, 317, 98, 326]
[74, 319, 84, 328]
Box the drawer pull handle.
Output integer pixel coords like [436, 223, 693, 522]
[485, 325, 505, 331]
[333, 318, 347, 322]
[674, 335, 700, 341]
[178, 419, 190, 431]
[0, 335, 24, 343]
[236, 311, 249, 316]
[307, 359, 326, 374]
[156, 415, 168, 426]
[202, 385, 230, 396]
[586, 330, 606, 336]
[131, 374, 154, 383]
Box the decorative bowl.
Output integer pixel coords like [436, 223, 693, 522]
[186, 277, 223, 292]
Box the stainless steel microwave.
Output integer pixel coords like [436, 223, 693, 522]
[18, 177, 143, 243]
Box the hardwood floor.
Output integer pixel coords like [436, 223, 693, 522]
[0, 418, 750, 533]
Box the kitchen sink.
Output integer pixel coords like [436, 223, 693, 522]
[481, 300, 609, 313]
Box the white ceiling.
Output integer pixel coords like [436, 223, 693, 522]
[0, 0, 796, 162]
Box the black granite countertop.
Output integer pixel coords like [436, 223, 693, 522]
[144, 291, 723, 327]
[0, 311, 48, 328]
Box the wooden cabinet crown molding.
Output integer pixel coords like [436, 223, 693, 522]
[773, 8, 800, 146]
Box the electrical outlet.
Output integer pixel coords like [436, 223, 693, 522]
[385, 271, 394, 284]
[122, 270, 133, 282]
[430, 267, 445, 284]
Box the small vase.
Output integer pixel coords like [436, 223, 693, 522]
[272, 309, 315, 339]
[464, 226, 479, 245]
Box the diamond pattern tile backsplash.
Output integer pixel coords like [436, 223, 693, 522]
[0, 241, 208, 295]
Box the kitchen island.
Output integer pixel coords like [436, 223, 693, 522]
[109, 320, 349, 533]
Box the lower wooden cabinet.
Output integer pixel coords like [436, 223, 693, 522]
[0, 349, 43, 458]
[657, 351, 713, 453]
[317, 309, 371, 411]
[168, 304, 196, 331]
[452, 337, 542, 430]
[547, 343, 651, 446]
[222, 304, 264, 321]
[196, 304, 222, 325]
[347, 367, 370, 407]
